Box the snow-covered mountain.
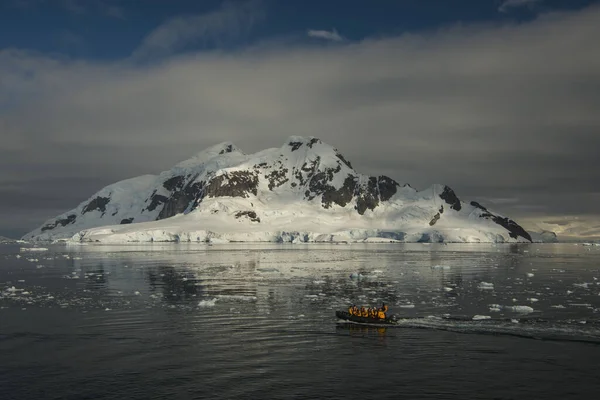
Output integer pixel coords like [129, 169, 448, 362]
[24, 136, 533, 243]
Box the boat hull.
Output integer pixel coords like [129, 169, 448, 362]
[336, 311, 397, 325]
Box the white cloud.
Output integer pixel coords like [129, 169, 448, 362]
[499, 0, 543, 13]
[131, 0, 265, 60]
[1, 5, 600, 237]
[307, 29, 343, 42]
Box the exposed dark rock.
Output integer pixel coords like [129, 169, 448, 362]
[158, 181, 205, 220]
[295, 158, 319, 186]
[307, 138, 321, 148]
[41, 214, 77, 231]
[355, 177, 379, 215]
[491, 216, 532, 241]
[429, 212, 441, 226]
[291, 182, 297, 187]
[163, 175, 185, 192]
[336, 153, 353, 169]
[146, 194, 168, 212]
[266, 168, 289, 190]
[439, 205, 444, 214]
[377, 176, 399, 201]
[439, 186, 462, 211]
[206, 171, 259, 198]
[82, 197, 110, 214]
[321, 176, 357, 208]
[120, 218, 134, 224]
[473, 202, 532, 242]
[234, 211, 261, 223]
[470, 201, 488, 212]
[289, 141, 303, 151]
[219, 144, 234, 154]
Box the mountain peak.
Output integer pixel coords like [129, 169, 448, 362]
[175, 141, 244, 169]
[23, 138, 534, 244]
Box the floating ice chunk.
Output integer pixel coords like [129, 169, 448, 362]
[507, 306, 534, 313]
[574, 283, 590, 289]
[105, 308, 111, 311]
[489, 304, 502, 312]
[443, 287, 453, 292]
[528, 298, 539, 302]
[551, 305, 566, 308]
[477, 282, 494, 290]
[473, 315, 491, 320]
[431, 265, 451, 270]
[134, 291, 141, 296]
[15, 255, 21, 258]
[398, 304, 415, 308]
[198, 298, 218, 307]
[349, 273, 364, 279]
[313, 280, 326, 285]
[526, 273, 534, 278]
[511, 319, 519, 323]
[257, 268, 279, 273]
[566, 290, 573, 295]
[215, 295, 257, 302]
[20, 247, 48, 252]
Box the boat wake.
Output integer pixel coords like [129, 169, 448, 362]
[337, 315, 600, 344]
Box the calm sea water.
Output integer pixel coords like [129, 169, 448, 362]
[1, 242, 600, 399]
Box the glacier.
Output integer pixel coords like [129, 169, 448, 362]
[23, 136, 533, 244]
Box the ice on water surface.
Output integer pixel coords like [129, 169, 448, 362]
[1, 242, 600, 342]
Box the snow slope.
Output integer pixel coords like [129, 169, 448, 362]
[24, 137, 533, 243]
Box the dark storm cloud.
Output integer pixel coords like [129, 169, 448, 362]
[1, 5, 599, 238]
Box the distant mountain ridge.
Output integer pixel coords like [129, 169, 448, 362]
[24, 136, 533, 243]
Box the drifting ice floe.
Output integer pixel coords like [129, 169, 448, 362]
[477, 282, 494, 290]
[198, 298, 218, 307]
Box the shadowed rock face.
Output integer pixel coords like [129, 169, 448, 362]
[145, 192, 168, 212]
[305, 167, 358, 208]
[336, 153, 353, 169]
[120, 218, 134, 224]
[234, 210, 260, 222]
[158, 180, 204, 220]
[41, 214, 76, 231]
[471, 201, 532, 241]
[82, 197, 110, 214]
[163, 176, 185, 192]
[266, 168, 289, 190]
[307, 138, 321, 148]
[218, 144, 234, 154]
[322, 176, 357, 208]
[429, 212, 441, 226]
[355, 177, 379, 215]
[439, 186, 462, 211]
[377, 176, 399, 202]
[206, 171, 259, 198]
[289, 141, 303, 151]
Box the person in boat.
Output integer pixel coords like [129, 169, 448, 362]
[348, 304, 355, 315]
[360, 306, 368, 317]
[377, 303, 388, 319]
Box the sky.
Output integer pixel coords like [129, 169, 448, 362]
[1, 0, 599, 240]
